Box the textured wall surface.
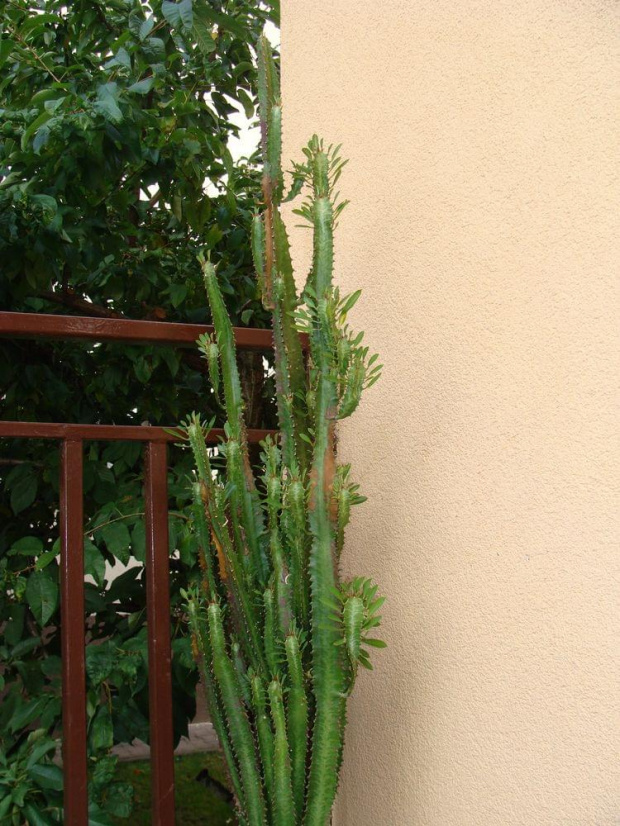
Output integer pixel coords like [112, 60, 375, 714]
[282, 2, 619, 824]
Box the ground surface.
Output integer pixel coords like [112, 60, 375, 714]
[111, 753, 236, 825]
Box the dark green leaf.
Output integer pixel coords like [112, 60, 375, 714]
[35, 550, 58, 571]
[10, 696, 49, 732]
[192, 19, 216, 55]
[25, 571, 58, 626]
[32, 125, 51, 153]
[88, 706, 113, 752]
[91, 755, 118, 790]
[139, 17, 155, 41]
[161, 1, 181, 27]
[20, 110, 53, 151]
[178, 0, 194, 29]
[131, 521, 146, 563]
[4, 604, 26, 646]
[127, 77, 155, 95]
[163, 0, 193, 30]
[25, 736, 58, 769]
[160, 348, 180, 377]
[11, 637, 40, 659]
[11, 536, 44, 556]
[141, 37, 166, 63]
[23, 803, 57, 826]
[236, 88, 254, 120]
[12, 781, 29, 807]
[87, 802, 115, 826]
[84, 539, 106, 588]
[28, 763, 63, 791]
[86, 642, 115, 686]
[7, 465, 38, 515]
[99, 522, 131, 565]
[127, 9, 144, 39]
[0, 37, 15, 69]
[40, 657, 61, 678]
[169, 282, 187, 307]
[95, 83, 123, 124]
[105, 46, 131, 70]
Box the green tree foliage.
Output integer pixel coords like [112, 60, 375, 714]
[0, 1, 277, 821]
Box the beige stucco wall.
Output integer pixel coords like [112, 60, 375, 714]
[282, 2, 619, 824]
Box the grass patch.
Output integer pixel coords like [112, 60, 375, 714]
[111, 752, 237, 825]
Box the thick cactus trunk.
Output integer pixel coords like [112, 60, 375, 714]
[184, 34, 384, 826]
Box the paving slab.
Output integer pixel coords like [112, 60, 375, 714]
[112, 721, 219, 762]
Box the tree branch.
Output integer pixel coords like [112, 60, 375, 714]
[39, 289, 124, 319]
[38, 288, 209, 376]
[0, 458, 44, 468]
[38, 289, 269, 424]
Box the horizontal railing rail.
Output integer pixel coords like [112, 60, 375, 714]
[0, 421, 273, 443]
[0, 310, 277, 349]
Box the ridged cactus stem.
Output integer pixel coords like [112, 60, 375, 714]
[271, 275, 297, 472]
[190, 481, 218, 600]
[200, 256, 268, 584]
[207, 602, 266, 826]
[188, 422, 267, 675]
[263, 586, 280, 677]
[304, 152, 346, 826]
[257, 35, 278, 308]
[226, 437, 261, 584]
[257, 34, 309, 471]
[187, 602, 245, 813]
[268, 104, 283, 202]
[268, 679, 295, 826]
[250, 673, 275, 807]
[232, 638, 252, 707]
[285, 631, 309, 823]
[252, 212, 266, 298]
[304, 382, 347, 826]
[283, 473, 310, 628]
[263, 440, 295, 633]
[304, 154, 348, 826]
[211, 506, 268, 677]
[273, 210, 310, 471]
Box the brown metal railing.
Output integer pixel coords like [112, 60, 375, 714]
[0, 311, 277, 825]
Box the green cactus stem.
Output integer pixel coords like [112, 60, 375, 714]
[268, 679, 295, 826]
[250, 672, 275, 806]
[183, 33, 385, 826]
[285, 630, 309, 823]
[207, 602, 266, 826]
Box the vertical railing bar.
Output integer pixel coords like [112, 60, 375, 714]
[144, 441, 176, 825]
[60, 438, 88, 824]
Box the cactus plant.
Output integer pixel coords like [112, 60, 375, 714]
[182, 35, 385, 826]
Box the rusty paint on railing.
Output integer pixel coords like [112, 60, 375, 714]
[0, 310, 309, 350]
[0, 421, 273, 444]
[144, 442, 175, 826]
[59, 439, 88, 823]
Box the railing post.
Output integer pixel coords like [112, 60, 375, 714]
[60, 438, 88, 825]
[144, 441, 175, 824]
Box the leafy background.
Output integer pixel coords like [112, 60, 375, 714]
[0, 0, 277, 821]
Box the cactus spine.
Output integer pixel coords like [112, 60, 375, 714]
[184, 34, 384, 826]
